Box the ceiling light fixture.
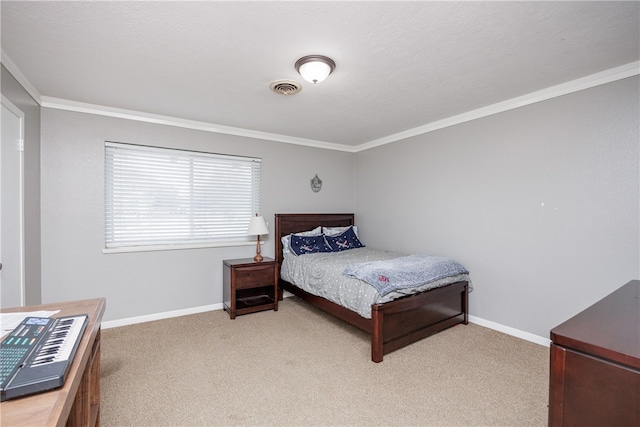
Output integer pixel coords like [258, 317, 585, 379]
[295, 55, 336, 85]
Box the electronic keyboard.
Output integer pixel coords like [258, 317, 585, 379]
[0, 315, 88, 401]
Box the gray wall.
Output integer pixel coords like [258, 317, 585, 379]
[355, 76, 639, 338]
[40, 109, 355, 321]
[1, 65, 42, 305]
[9, 65, 640, 339]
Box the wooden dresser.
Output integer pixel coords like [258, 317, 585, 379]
[548, 280, 639, 426]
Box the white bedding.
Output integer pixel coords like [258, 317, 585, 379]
[281, 247, 470, 319]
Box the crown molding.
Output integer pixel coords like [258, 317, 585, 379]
[40, 97, 356, 152]
[1, 50, 42, 105]
[354, 61, 640, 152]
[3, 46, 637, 154]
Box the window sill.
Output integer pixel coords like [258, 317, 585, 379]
[102, 240, 261, 254]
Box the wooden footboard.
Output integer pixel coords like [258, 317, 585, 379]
[371, 281, 468, 362]
[275, 213, 469, 362]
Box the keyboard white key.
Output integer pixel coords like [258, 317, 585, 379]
[29, 316, 86, 366]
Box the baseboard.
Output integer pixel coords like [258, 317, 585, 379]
[469, 315, 551, 347]
[101, 303, 224, 329]
[101, 299, 551, 348]
[101, 295, 297, 329]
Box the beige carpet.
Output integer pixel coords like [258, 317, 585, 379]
[100, 297, 549, 426]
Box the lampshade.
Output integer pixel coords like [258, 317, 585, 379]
[247, 215, 269, 236]
[295, 55, 336, 84]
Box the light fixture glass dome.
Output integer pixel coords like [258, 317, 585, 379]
[295, 55, 336, 84]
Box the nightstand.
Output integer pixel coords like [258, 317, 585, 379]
[223, 257, 278, 319]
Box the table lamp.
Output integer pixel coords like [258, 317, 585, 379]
[247, 213, 269, 262]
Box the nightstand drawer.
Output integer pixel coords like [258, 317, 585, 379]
[234, 265, 274, 289]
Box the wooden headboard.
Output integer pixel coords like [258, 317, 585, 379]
[274, 213, 355, 271]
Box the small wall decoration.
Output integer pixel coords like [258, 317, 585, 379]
[310, 174, 322, 193]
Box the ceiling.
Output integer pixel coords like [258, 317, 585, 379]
[1, 1, 639, 149]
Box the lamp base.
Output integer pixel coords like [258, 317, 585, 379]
[254, 236, 263, 262]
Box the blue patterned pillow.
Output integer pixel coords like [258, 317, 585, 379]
[289, 234, 331, 256]
[281, 226, 322, 256]
[325, 227, 365, 252]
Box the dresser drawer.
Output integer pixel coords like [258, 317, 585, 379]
[233, 264, 274, 289]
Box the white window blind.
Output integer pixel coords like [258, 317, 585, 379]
[105, 142, 262, 249]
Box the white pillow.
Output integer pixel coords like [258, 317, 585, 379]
[323, 225, 359, 237]
[281, 226, 322, 256]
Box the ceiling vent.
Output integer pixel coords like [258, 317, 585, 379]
[270, 80, 302, 95]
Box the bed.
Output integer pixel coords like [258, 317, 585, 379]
[275, 213, 470, 362]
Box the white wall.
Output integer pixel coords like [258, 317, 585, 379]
[355, 76, 639, 338]
[40, 109, 355, 321]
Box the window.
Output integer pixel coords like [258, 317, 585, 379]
[105, 142, 261, 250]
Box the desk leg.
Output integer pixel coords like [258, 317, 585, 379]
[90, 329, 101, 427]
[67, 328, 101, 427]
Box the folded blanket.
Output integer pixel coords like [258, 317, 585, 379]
[343, 254, 468, 296]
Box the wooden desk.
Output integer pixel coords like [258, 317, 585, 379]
[1, 298, 106, 427]
[548, 280, 639, 426]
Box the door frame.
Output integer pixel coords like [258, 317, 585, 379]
[1, 94, 26, 306]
